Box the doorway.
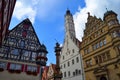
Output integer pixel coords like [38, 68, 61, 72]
[100, 76, 107, 80]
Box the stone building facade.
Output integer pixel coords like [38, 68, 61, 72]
[80, 10, 120, 80]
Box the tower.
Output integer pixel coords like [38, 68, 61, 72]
[104, 10, 119, 26]
[60, 9, 84, 80]
[65, 9, 76, 39]
[55, 42, 61, 72]
[54, 42, 62, 80]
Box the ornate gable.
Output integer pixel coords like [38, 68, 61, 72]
[0, 18, 41, 62]
[47, 64, 57, 79]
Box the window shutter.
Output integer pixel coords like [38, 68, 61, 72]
[25, 65, 27, 71]
[21, 64, 24, 72]
[7, 62, 10, 70]
[37, 66, 40, 73]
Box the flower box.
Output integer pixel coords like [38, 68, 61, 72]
[0, 68, 4, 72]
[26, 71, 32, 75]
[32, 72, 38, 76]
[15, 70, 21, 73]
[8, 69, 15, 73]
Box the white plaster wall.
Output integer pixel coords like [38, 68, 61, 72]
[0, 71, 40, 80]
[60, 37, 84, 80]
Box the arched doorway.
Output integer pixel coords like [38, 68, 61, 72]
[100, 76, 107, 80]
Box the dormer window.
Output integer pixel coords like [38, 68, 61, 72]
[108, 20, 116, 26]
[19, 40, 25, 48]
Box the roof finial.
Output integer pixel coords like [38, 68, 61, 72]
[87, 12, 90, 16]
[106, 8, 108, 11]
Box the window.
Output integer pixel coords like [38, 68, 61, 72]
[94, 57, 98, 64]
[112, 31, 120, 38]
[73, 72, 75, 76]
[93, 45, 96, 50]
[108, 20, 116, 26]
[72, 49, 74, 53]
[63, 56, 64, 60]
[67, 61, 70, 67]
[0, 62, 6, 69]
[64, 72, 66, 77]
[86, 59, 92, 67]
[84, 48, 90, 54]
[84, 49, 87, 54]
[100, 41, 103, 47]
[102, 53, 107, 61]
[75, 69, 78, 75]
[12, 49, 19, 55]
[94, 51, 110, 64]
[76, 57, 79, 63]
[103, 39, 106, 45]
[96, 43, 99, 48]
[27, 66, 37, 72]
[79, 70, 81, 75]
[72, 59, 74, 65]
[112, 31, 117, 37]
[64, 64, 66, 68]
[10, 63, 22, 70]
[68, 71, 70, 77]
[23, 24, 29, 29]
[19, 40, 25, 48]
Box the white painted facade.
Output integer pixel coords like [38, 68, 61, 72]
[60, 10, 84, 80]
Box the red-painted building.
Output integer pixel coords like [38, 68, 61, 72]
[42, 66, 49, 80]
[0, 0, 16, 46]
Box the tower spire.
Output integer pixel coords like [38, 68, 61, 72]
[65, 9, 76, 38]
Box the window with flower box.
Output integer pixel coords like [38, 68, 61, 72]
[26, 65, 38, 76]
[9, 63, 22, 73]
[10, 64, 22, 70]
[0, 62, 6, 72]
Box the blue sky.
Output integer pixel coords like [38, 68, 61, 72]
[9, 0, 120, 65]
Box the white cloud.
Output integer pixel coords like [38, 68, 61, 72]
[13, 0, 60, 23]
[74, 0, 120, 41]
[13, 0, 37, 23]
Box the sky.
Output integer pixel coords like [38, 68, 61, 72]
[9, 0, 120, 65]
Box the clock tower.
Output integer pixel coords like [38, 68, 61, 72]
[60, 9, 85, 80]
